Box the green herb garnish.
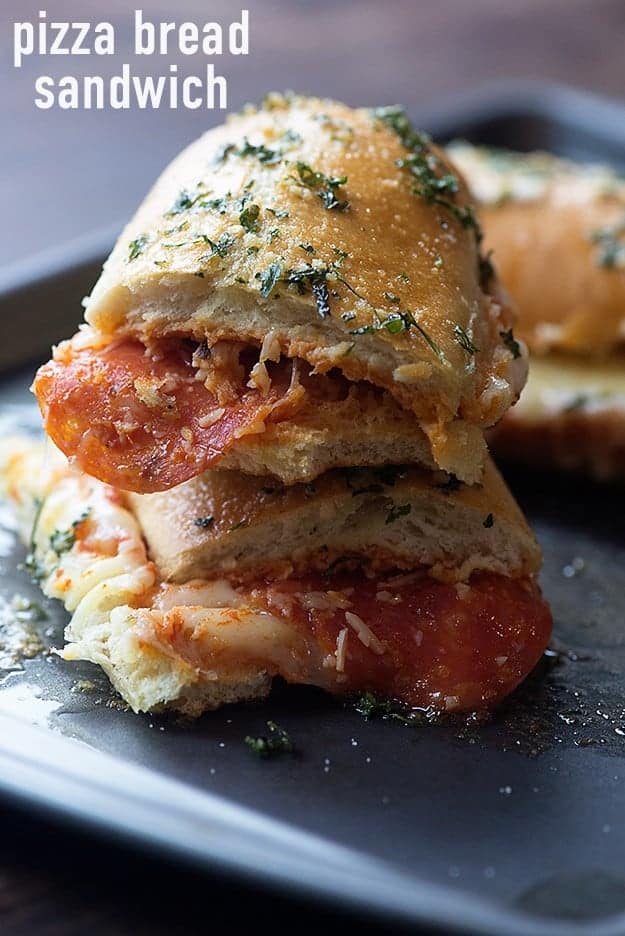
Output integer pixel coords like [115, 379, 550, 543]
[284, 263, 334, 318]
[235, 138, 282, 164]
[351, 310, 445, 363]
[239, 203, 260, 233]
[500, 328, 522, 359]
[386, 503, 411, 524]
[292, 162, 349, 211]
[373, 105, 481, 238]
[453, 324, 479, 356]
[483, 513, 494, 528]
[128, 234, 150, 261]
[352, 692, 414, 725]
[49, 509, 91, 556]
[194, 516, 214, 529]
[245, 721, 294, 758]
[260, 261, 282, 298]
[197, 232, 235, 259]
[479, 249, 495, 286]
[437, 474, 462, 494]
[589, 216, 625, 269]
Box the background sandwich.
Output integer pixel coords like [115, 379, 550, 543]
[450, 142, 625, 481]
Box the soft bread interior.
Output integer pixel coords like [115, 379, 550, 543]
[127, 457, 541, 584]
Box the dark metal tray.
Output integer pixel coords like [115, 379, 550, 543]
[2, 83, 625, 936]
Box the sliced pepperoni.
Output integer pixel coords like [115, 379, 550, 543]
[253, 570, 552, 712]
[34, 338, 291, 493]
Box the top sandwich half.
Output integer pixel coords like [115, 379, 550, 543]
[34, 94, 527, 493]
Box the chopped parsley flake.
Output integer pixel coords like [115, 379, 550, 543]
[483, 513, 494, 528]
[292, 161, 349, 211]
[49, 509, 91, 556]
[453, 324, 479, 356]
[166, 189, 231, 217]
[260, 261, 282, 298]
[352, 692, 415, 724]
[284, 263, 336, 318]
[500, 328, 522, 359]
[212, 143, 236, 165]
[437, 474, 462, 494]
[239, 203, 261, 233]
[194, 516, 214, 529]
[235, 138, 282, 164]
[373, 105, 481, 239]
[479, 249, 495, 286]
[385, 503, 411, 524]
[351, 311, 445, 362]
[245, 721, 294, 758]
[197, 232, 235, 259]
[589, 215, 625, 269]
[128, 234, 150, 261]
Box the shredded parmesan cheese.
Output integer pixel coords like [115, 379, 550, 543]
[345, 611, 385, 655]
[247, 360, 272, 394]
[259, 330, 281, 363]
[134, 376, 176, 411]
[335, 627, 349, 672]
[198, 407, 225, 428]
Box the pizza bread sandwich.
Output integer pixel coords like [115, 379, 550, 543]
[34, 94, 527, 491]
[449, 142, 625, 480]
[0, 96, 551, 716]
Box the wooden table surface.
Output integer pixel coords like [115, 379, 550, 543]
[1, 1, 624, 933]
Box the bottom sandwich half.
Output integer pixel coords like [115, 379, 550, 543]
[0, 439, 552, 716]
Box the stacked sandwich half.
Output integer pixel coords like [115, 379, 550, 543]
[2, 95, 552, 715]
